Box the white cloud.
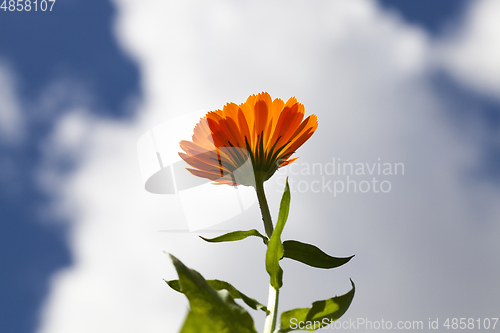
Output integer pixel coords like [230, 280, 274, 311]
[0, 63, 23, 143]
[37, 1, 500, 333]
[436, 0, 500, 98]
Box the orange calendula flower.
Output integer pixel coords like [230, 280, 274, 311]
[179, 92, 318, 186]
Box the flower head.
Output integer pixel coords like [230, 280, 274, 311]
[179, 92, 318, 186]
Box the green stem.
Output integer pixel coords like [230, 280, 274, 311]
[263, 284, 279, 333]
[255, 180, 274, 238]
[255, 180, 280, 333]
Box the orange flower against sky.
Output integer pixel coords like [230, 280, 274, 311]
[179, 92, 318, 186]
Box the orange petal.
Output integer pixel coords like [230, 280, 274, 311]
[237, 107, 253, 149]
[254, 100, 269, 140]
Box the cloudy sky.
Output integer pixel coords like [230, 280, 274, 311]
[1, 0, 500, 332]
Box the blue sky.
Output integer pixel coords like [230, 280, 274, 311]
[1, 1, 499, 333]
[380, 0, 469, 33]
[0, 1, 138, 332]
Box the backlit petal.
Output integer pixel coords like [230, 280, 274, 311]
[179, 92, 317, 186]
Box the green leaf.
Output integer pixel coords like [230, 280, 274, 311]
[180, 311, 220, 333]
[200, 229, 268, 245]
[280, 280, 355, 332]
[166, 279, 268, 313]
[169, 254, 258, 333]
[265, 179, 291, 289]
[282, 240, 354, 269]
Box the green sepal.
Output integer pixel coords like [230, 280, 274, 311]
[200, 229, 268, 245]
[282, 240, 354, 269]
[279, 280, 356, 332]
[265, 179, 291, 289]
[168, 254, 258, 333]
[166, 279, 268, 313]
